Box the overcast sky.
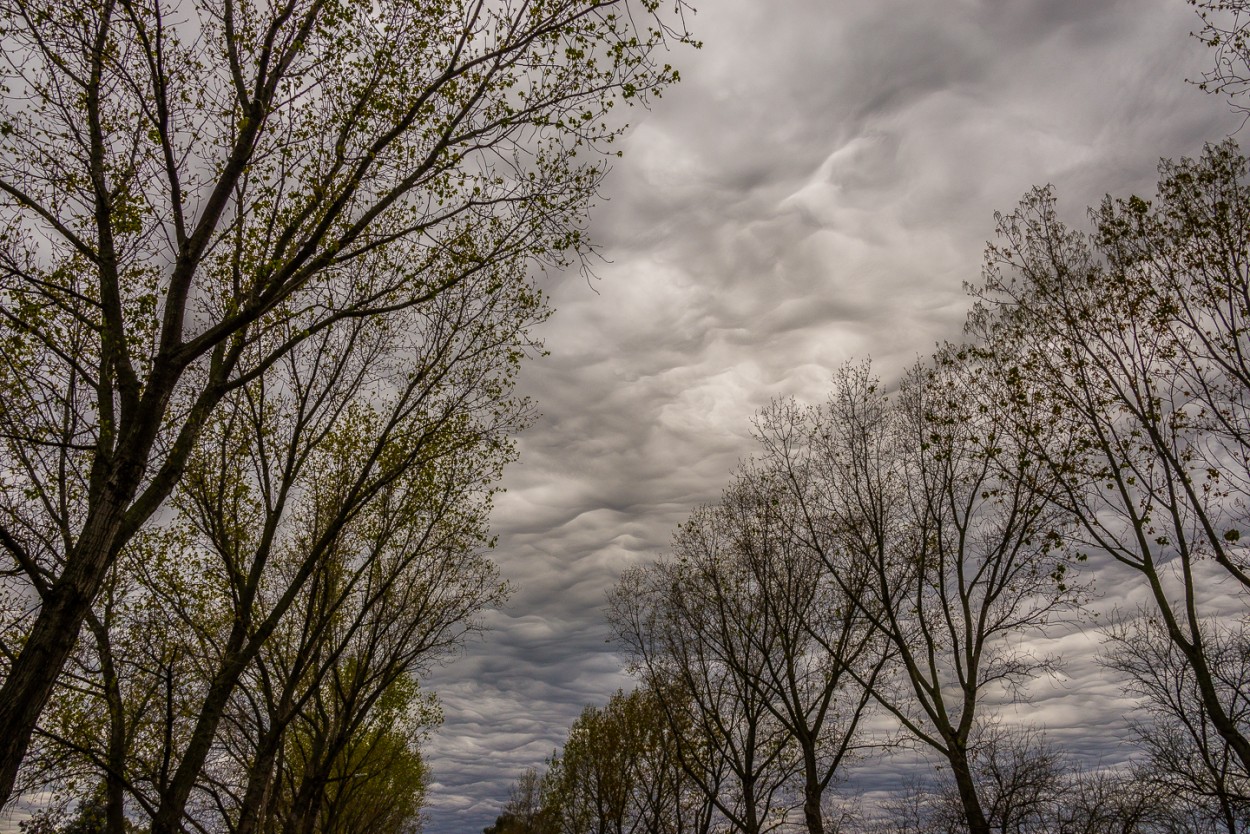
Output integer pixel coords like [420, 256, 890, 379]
[420, 2, 1245, 832]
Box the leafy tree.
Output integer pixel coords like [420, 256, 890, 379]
[0, 0, 695, 807]
[274, 675, 436, 834]
[21, 290, 514, 833]
[541, 686, 709, 834]
[486, 767, 553, 834]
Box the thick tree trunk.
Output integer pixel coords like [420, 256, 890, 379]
[0, 508, 123, 808]
[0, 595, 88, 806]
[0, 357, 209, 811]
[800, 744, 824, 834]
[237, 688, 300, 834]
[1181, 646, 1250, 774]
[236, 732, 283, 834]
[948, 746, 990, 834]
[284, 767, 329, 834]
[801, 783, 824, 834]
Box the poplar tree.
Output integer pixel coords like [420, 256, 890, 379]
[0, 0, 694, 808]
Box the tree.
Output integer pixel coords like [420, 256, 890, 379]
[882, 728, 1064, 834]
[969, 726, 1064, 834]
[0, 0, 695, 806]
[710, 465, 883, 834]
[486, 767, 553, 834]
[966, 141, 1250, 780]
[752, 360, 1081, 834]
[271, 675, 436, 834]
[1052, 764, 1228, 834]
[1192, 0, 1250, 108]
[19, 285, 515, 833]
[1104, 612, 1250, 832]
[540, 687, 694, 834]
[1052, 768, 1155, 834]
[16, 291, 514, 829]
[610, 467, 884, 834]
[610, 544, 798, 834]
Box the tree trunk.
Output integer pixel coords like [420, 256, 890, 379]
[800, 744, 824, 834]
[0, 508, 123, 808]
[149, 635, 255, 834]
[0, 360, 200, 811]
[236, 726, 285, 834]
[86, 610, 129, 834]
[284, 770, 329, 834]
[948, 746, 990, 834]
[1146, 569, 1250, 776]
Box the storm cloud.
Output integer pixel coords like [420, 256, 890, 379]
[420, 2, 1245, 831]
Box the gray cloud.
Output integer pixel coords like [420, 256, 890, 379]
[420, 2, 1245, 832]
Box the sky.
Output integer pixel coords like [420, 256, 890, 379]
[420, 2, 1247, 832]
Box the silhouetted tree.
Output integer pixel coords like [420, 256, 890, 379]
[967, 142, 1250, 778]
[753, 359, 1081, 834]
[1105, 612, 1250, 831]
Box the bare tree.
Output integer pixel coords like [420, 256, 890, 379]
[610, 528, 799, 834]
[721, 465, 885, 834]
[1192, 0, 1250, 109]
[1104, 612, 1250, 832]
[753, 359, 1081, 834]
[963, 725, 1063, 834]
[611, 458, 885, 834]
[1051, 763, 1234, 834]
[882, 727, 1063, 834]
[966, 142, 1250, 777]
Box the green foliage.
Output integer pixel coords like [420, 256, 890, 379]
[486, 767, 552, 834]
[543, 687, 692, 834]
[0, 0, 697, 817]
[283, 676, 437, 834]
[495, 686, 707, 834]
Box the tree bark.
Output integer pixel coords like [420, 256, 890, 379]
[800, 742, 824, 834]
[0, 504, 124, 807]
[235, 729, 283, 834]
[949, 745, 990, 834]
[85, 611, 129, 834]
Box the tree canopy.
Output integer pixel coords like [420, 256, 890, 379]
[0, 0, 695, 823]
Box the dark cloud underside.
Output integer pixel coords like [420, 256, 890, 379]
[421, 2, 1243, 832]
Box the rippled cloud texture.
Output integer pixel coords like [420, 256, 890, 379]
[421, 2, 1243, 831]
